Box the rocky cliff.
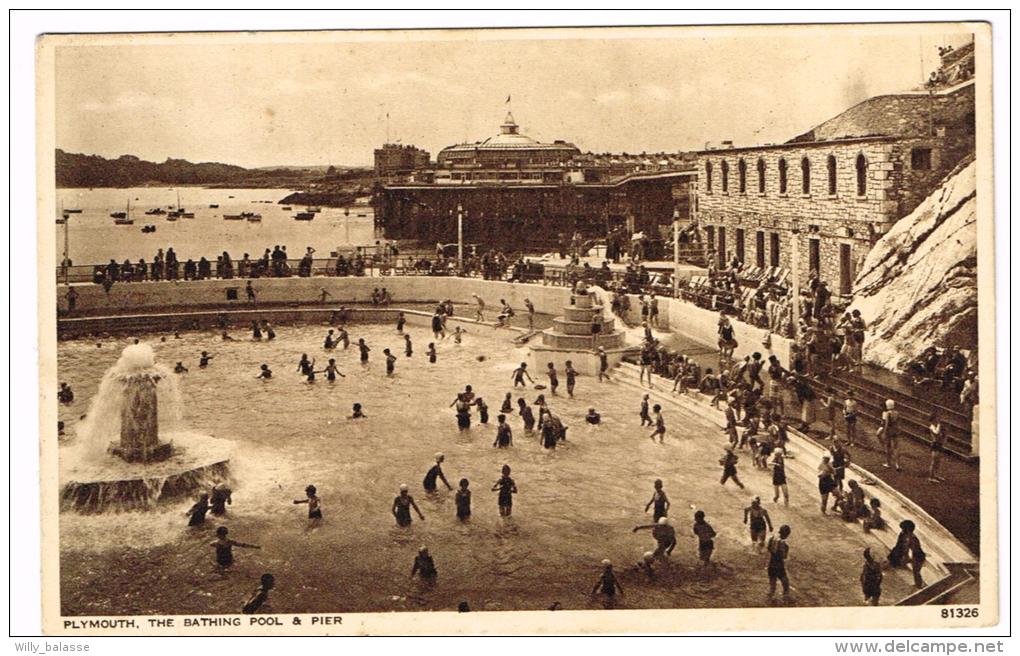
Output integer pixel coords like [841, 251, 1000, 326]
[850, 157, 977, 371]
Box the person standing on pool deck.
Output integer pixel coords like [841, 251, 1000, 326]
[472, 293, 485, 322]
[396, 312, 406, 334]
[720, 445, 745, 488]
[927, 413, 947, 483]
[427, 342, 437, 363]
[493, 414, 513, 448]
[644, 479, 670, 522]
[358, 338, 370, 365]
[423, 454, 453, 493]
[817, 455, 837, 514]
[743, 497, 773, 550]
[525, 298, 536, 330]
[692, 510, 717, 567]
[546, 363, 560, 395]
[511, 362, 534, 388]
[771, 449, 789, 505]
[860, 547, 883, 605]
[565, 360, 577, 398]
[245, 280, 256, 303]
[843, 391, 859, 446]
[211, 526, 260, 570]
[293, 484, 323, 527]
[766, 525, 792, 602]
[455, 479, 472, 521]
[639, 394, 652, 426]
[431, 311, 446, 340]
[880, 399, 902, 471]
[596, 346, 611, 382]
[888, 519, 926, 589]
[384, 349, 397, 376]
[492, 464, 518, 517]
[404, 334, 413, 357]
[649, 404, 666, 443]
[392, 484, 425, 526]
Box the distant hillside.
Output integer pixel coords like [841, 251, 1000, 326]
[54, 149, 319, 188]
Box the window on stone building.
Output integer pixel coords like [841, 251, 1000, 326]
[769, 232, 780, 267]
[755, 230, 765, 267]
[717, 226, 727, 268]
[705, 161, 713, 192]
[801, 157, 811, 194]
[827, 155, 837, 195]
[735, 228, 745, 264]
[738, 159, 747, 193]
[839, 243, 853, 295]
[721, 161, 729, 192]
[778, 158, 788, 194]
[705, 225, 715, 251]
[911, 148, 932, 170]
[757, 158, 766, 193]
[855, 154, 867, 196]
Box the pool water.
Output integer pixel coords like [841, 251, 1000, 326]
[57, 322, 915, 615]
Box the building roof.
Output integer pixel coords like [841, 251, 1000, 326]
[439, 113, 580, 154]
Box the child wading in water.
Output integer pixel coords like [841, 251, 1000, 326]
[692, 510, 718, 568]
[384, 348, 397, 376]
[321, 359, 345, 382]
[649, 404, 666, 443]
[720, 445, 745, 488]
[256, 364, 272, 379]
[404, 334, 413, 357]
[565, 360, 577, 398]
[546, 363, 559, 395]
[211, 526, 260, 570]
[639, 394, 652, 426]
[512, 362, 534, 388]
[411, 546, 438, 585]
[241, 573, 275, 614]
[358, 338, 370, 365]
[396, 312, 406, 334]
[591, 560, 623, 608]
[501, 392, 513, 414]
[492, 464, 518, 517]
[493, 414, 513, 448]
[392, 484, 425, 526]
[645, 479, 670, 521]
[427, 342, 437, 363]
[455, 479, 472, 521]
[199, 351, 214, 368]
[293, 484, 323, 528]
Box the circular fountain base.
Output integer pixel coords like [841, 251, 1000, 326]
[60, 431, 233, 513]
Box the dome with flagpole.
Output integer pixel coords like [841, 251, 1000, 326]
[437, 111, 580, 167]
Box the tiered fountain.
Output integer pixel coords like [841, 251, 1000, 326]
[60, 343, 233, 513]
[528, 287, 631, 376]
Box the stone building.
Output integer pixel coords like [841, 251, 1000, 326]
[692, 70, 974, 296]
[374, 143, 431, 177]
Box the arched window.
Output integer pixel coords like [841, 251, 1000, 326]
[778, 158, 788, 194]
[855, 154, 867, 196]
[801, 157, 811, 194]
[721, 161, 729, 192]
[705, 161, 713, 192]
[756, 158, 766, 193]
[827, 155, 837, 195]
[738, 159, 747, 193]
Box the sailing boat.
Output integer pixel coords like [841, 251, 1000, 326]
[112, 199, 134, 225]
[168, 191, 195, 219]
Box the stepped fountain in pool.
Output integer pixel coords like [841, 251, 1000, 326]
[528, 284, 632, 376]
[60, 342, 233, 513]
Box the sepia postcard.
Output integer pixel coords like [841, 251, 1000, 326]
[35, 21, 997, 635]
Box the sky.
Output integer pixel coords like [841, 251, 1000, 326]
[51, 25, 975, 168]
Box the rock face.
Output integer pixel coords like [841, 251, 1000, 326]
[850, 158, 977, 372]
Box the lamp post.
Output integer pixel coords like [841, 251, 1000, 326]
[672, 207, 680, 298]
[457, 203, 464, 269]
[790, 219, 801, 339]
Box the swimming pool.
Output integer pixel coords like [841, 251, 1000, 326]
[57, 321, 915, 614]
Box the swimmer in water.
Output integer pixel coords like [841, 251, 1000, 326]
[427, 342, 437, 363]
[349, 403, 365, 419]
[221, 331, 235, 341]
[411, 546, 437, 583]
[323, 329, 336, 350]
[337, 326, 350, 349]
[518, 398, 536, 433]
[256, 364, 272, 379]
[431, 312, 446, 340]
[396, 312, 406, 334]
[591, 559, 623, 607]
[492, 464, 518, 517]
[262, 320, 275, 341]
[565, 360, 577, 398]
[644, 479, 670, 521]
[455, 479, 472, 521]
[211, 526, 260, 570]
[320, 358, 345, 382]
[242, 573, 275, 615]
[358, 338, 370, 364]
[297, 354, 313, 376]
[423, 453, 453, 492]
[384, 348, 397, 376]
[453, 326, 465, 344]
[632, 516, 677, 560]
[199, 351, 214, 368]
[186, 493, 211, 526]
[293, 484, 323, 527]
[585, 408, 601, 425]
[210, 483, 232, 516]
[392, 484, 425, 526]
[475, 397, 490, 424]
[692, 510, 718, 567]
[501, 392, 513, 414]
[174, 362, 188, 374]
[546, 362, 559, 395]
[493, 414, 513, 448]
[511, 363, 534, 388]
[404, 334, 413, 357]
[649, 404, 666, 443]
[744, 496, 773, 550]
[251, 321, 262, 341]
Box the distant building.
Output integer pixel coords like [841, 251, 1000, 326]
[692, 52, 975, 296]
[374, 144, 430, 177]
